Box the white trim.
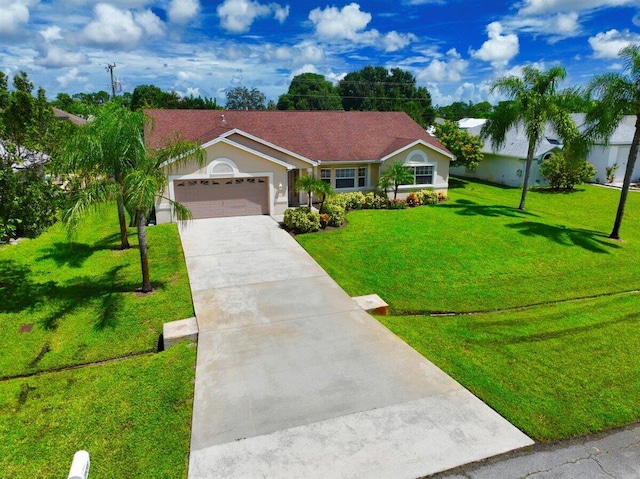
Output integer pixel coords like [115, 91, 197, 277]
[161, 137, 295, 170]
[219, 128, 318, 166]
[379, 139, 454, 163]
[207, 158, 239, 176]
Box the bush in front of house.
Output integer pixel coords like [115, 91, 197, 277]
[417, 189, 439, 205]
[389, 199, 407, 209]
[283, 207, 320, 233]
[405, 192, 420, 207]
[326, 191, 366, 211]
[362, 192, 388, 209]
[323, 203, 346, 227]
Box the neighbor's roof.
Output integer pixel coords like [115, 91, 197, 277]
[465, 121, 565, 159]
[144, 109, 452, 162]
[52, 107, 89, 126]
[570, 113, 637, 145]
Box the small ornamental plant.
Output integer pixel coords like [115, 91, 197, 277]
[405, 192, 420, 207]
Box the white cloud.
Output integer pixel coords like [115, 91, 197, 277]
[56, 67, 88, 88]
[135, 9, 165, 36]
[36, 45, 87, 68]
[80, 3, 164, 49]
[504, 11, 580, 43]
[0, 0, 37, 36]
[589, 29, 640, 58]
[186, 86, 200, 96]
[633, 11, 640, 27]
[263, 43, 325, 65]
[309, 3, 372, 42]
[417, 48, 468, 82]
[167, 0, 200, 26]
[217, 0, 288, 33]
[382, 31, 417, 52]
[290, 63, 318, 78]
[518, 0, 635, 16]
[472, 22, 519, 67]
[40, 25, 62, 42]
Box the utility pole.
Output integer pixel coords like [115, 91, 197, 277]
[106, 63, 117, 99]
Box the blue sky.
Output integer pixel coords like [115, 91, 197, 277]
[1, 0, 639, 107]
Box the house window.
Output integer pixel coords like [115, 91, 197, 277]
[320, 168, 331, 184]
[410, 165, 434, 185]
[335, 168, 356, 189]
[358, 167, 366, 187]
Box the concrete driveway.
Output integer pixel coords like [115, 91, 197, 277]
[179, 216, 533, 479]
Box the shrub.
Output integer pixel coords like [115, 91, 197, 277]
[326, 191, 366, 211]
[319, 213, 330, 229]
[322, 203, 345, 227]
[417, 189, 438, 205]
[389, 199, 406, 209]
[405, 192, 420, 207]
[283, 207, 320, 233]
[363, 192, 388, 209]
[541, 150, 597, 190]
[437, 192, 448, 202]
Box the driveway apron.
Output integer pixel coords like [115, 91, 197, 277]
[180, 216, 533, 479]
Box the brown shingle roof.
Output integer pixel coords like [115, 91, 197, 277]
[144, 109, 451, 163]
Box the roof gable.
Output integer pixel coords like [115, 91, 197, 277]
[145, 109, 451, 163]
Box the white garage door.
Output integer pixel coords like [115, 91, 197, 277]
[174, 177, 269, 218]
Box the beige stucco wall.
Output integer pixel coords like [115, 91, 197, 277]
[156, 140, 290, 223]
[381, 144, 450, 197]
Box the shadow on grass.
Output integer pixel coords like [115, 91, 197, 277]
[0, 259, 161, 331]
[439, 199, 537, 218]
[505, 221, 619, 254]
[38, 233, 123, 268]
[473, 311, 640, 346]
[529, 187, 586, 195]
[449, 175, 518, 191]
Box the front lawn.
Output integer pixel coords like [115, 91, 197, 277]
[298, 178, 639, 313]
[379, 293, 640, 441]
[297, 177, 640, 441]
[0, 203, 194, 378]
[0, 342, 195, 478]
[0, 204, 196, 477]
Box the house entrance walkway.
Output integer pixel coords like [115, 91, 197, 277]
[179, 216, 533, 479]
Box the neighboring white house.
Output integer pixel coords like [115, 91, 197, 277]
[449, 115, 639, 187]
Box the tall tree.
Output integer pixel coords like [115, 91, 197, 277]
[226, 86, 266, 110]
[338, 66, 434, 126]
[481, 65, 578, 211]
[585, 45, 640, 240]
[277, 73, 343, 111]
[0, 72, 62, 240]
[60, 104, 204, 292]
[57, 102, 141, 249]
[434, 121, 484, 170]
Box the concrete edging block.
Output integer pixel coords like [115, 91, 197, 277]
[163, 317, 199, 349]
[352, 294, 389, 315]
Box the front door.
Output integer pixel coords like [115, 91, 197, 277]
[288, 170, 300, 207]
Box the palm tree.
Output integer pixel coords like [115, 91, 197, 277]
[377, 162, 414, 200]
[60, 103, 204, 292]
[57, 102, 138, 249]
[294, 175, 322, 207]
[585, 45, 640, 240]
[123, 136, 204, 292]
[482, 66, 579, 211]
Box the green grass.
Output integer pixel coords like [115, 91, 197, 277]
[0, 204, 196, 477]
[0, 203, 194, 378]
[0, 342, 196, 478]
[379, 293, 640, 441]
[298, 178, 640, 313]
[297, 177, 640, 441]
